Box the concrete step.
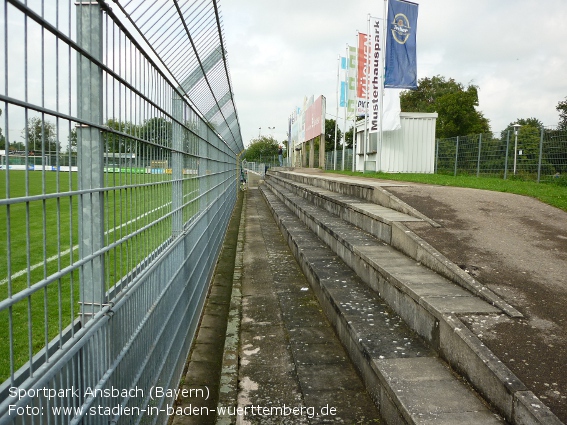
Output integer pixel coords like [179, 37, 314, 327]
[261, 173, 562, 425]
[264, 177, 502, 319]
[271, 172, 424, 227]
[260, 185, 506, 425]
[268, 171, 521, 318]
[270, 170, 437, 226]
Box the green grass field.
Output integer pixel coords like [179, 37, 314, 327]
[325, 170, 567, 212]
[0, 170, 200, 382]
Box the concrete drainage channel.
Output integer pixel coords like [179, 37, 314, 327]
[260, 170, 563, 425]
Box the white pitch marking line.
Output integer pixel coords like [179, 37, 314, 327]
[1, 202, 172, 285]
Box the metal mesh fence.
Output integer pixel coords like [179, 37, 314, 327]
[435, 129, 567, 183]
[0, 0, 242, 423]
[322, 129, 566, 185]
[324, 149, 354, 171]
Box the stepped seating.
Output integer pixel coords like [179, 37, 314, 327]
[259, 170, 562, 425]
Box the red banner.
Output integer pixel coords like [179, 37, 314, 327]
[357, 33, 369, 99]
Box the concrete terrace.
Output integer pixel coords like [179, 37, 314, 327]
[170, 169, 563, 425]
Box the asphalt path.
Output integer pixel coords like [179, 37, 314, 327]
[382, 182, 567, 422]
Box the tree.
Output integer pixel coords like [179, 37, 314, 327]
[103, 119, 139, 153]
[68, 128, 77, 153]
[140, 117, 172, 147]
[21, 117, 59, 154]
[501, 118, 549, 175]
[9, 141, 25, 151]
[242, 136, 280, 162]
[504, 117, 543, 131]
[343, 125, 355, 149]
[557, 97, 567, 130]
[138, 117, 173, 162]
[324, 119, 343, 152]
[400, 75, 490, 138]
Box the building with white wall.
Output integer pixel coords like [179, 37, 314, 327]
[355, 112, 438, 173]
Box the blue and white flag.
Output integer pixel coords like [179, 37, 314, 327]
[339, 56, 348, 107]
[385, 0, 418, 89]
[340, 81, 347, 107]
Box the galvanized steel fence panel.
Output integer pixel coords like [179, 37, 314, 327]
[435, 129, 567, 182]
[323, 129, 565, 184]
[0, 0, 242, 423]
[324, 149, 354, 172]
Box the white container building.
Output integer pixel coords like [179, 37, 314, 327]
[354, 112, 438, 173]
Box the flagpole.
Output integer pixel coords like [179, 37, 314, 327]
[342, 45, 348, 171]
[352, 43, 357, 171]
[378, 0, 387, 173]
[353, 32, 359, 173]
[288, 115, 292, 166]
[334, 55, 340, 170]
[363, 15, 370, 174]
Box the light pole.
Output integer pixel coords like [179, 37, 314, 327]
[512, 123, 521, 175]
[258, 127, 261, 137]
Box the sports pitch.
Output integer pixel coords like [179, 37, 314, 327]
[0, 170, 200, 382]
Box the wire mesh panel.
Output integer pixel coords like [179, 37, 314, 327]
[436, 129, 567, 183]
[0, 0, 242, 423]
[541, 129, 567, 182]
[324, 149, 353, 171]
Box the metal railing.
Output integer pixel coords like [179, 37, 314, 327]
[0, 0, 243, 423]
[242, 161, 266, 176]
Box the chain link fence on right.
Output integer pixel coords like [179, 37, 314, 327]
[435, 128, 567, 183]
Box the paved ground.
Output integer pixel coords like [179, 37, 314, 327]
[172, 192, 244, 425]
[379, 181, 567, 422]
[174, 171, 566, 423]
[173, 185, 381, 424]
[233, 188, 380, 424]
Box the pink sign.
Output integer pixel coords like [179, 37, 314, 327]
[304, 95, 325, 141]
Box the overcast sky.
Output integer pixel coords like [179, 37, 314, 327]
[220, 0, 567, 147]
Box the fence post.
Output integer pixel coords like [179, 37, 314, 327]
[454, 136, 459, 176]
[433, 139, 439, 174]
[77, 2, 105, 322]
[504, 130, 510, 180]
[172, 93, 184, 237]
[537, 128, 544, 183]
[476, 133, 482, 177]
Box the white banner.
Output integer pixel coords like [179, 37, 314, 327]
[383, 89, 402, 132]
[369, 17, 384, 134]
